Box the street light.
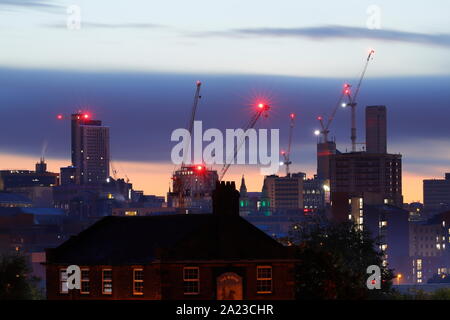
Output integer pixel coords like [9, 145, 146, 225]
[397, 274, 402, 285]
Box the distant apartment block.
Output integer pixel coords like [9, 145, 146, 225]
[263, 173, 304, 211]
[424, 173, 450, 212]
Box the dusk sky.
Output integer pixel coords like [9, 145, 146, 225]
[0, 0, 449, 202]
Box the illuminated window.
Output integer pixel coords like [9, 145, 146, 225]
[81, 269, 90, 294]
[60, 268, 68, 294]
[102, 269, 113, 295]
[183, 267, 200, 295]
[133, 268, 144, 295]
[257, 266, 273, 294]
[125, 211, 137, 216]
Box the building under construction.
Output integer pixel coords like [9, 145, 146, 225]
[167, 164, 218, 213]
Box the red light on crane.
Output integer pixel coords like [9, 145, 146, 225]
[258, 103, 264, 109]
[317, 116, 323, 121]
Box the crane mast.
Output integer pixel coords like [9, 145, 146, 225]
[317, 90, 346, 143]
[177, 81, 202, 209]
[345, 50, 375, 152]
[183, 81, 202, 165]
[282, 113, 296, 176]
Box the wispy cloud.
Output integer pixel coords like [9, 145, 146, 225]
[190, 25, 450, 48]
[44, 21, 166, 30]
[0, 0, 60, 10]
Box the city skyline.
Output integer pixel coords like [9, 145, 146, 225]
[2, 0, 450, 303]
[1, 1, 450, 203]
[0, 69, 449, 202]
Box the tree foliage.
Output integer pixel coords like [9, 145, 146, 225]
[0, 253, 42, 300]
[290, 220, 395, 300]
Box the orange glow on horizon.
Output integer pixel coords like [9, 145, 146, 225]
[0, 152, 431, 203]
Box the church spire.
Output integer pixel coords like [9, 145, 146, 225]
[239, 175, 247, 195]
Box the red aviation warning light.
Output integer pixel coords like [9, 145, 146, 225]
[343, 83, 351, 96]
[57, 114, 63, 120]
[290, 113, 296, 119]
[256, 103, 270, 116]
[195, 165, 205, 172]
[83, 113, 90, 119]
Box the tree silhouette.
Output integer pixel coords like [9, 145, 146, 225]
[290, 221, 395, 300]
[0, 253, 42, 300]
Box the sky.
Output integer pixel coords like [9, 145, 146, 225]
[0, 0, 449, 202]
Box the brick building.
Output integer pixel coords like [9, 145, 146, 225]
[45, 181, 296, 300]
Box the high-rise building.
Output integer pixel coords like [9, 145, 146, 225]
[71, 113, 110, 185]
[167, 164, 218, 213]
[330, 105, 403, 208]
[423, 173, 450, 212]
[366, 105, 387, 154]
[303, 175, 327, 212]
[330, 152, 403, 207]
[263, 173, 304, 212]
[317, 140, 337, 180]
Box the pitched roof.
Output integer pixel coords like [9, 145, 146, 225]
[47, 214, 291, 265]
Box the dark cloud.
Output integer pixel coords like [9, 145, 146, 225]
[192, 25, 450, 48]
[0, 68, 449, 171]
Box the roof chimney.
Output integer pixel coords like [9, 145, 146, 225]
[212, 181, 240, 216]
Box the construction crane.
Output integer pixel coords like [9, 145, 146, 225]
[343, 49, 375, 152]
[175, 81, 203, 209]
[281, 113, 296, 176]
[316, 89, 346, 143]
[183, 80, 202, 165]
[219, 103, 270, 181]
